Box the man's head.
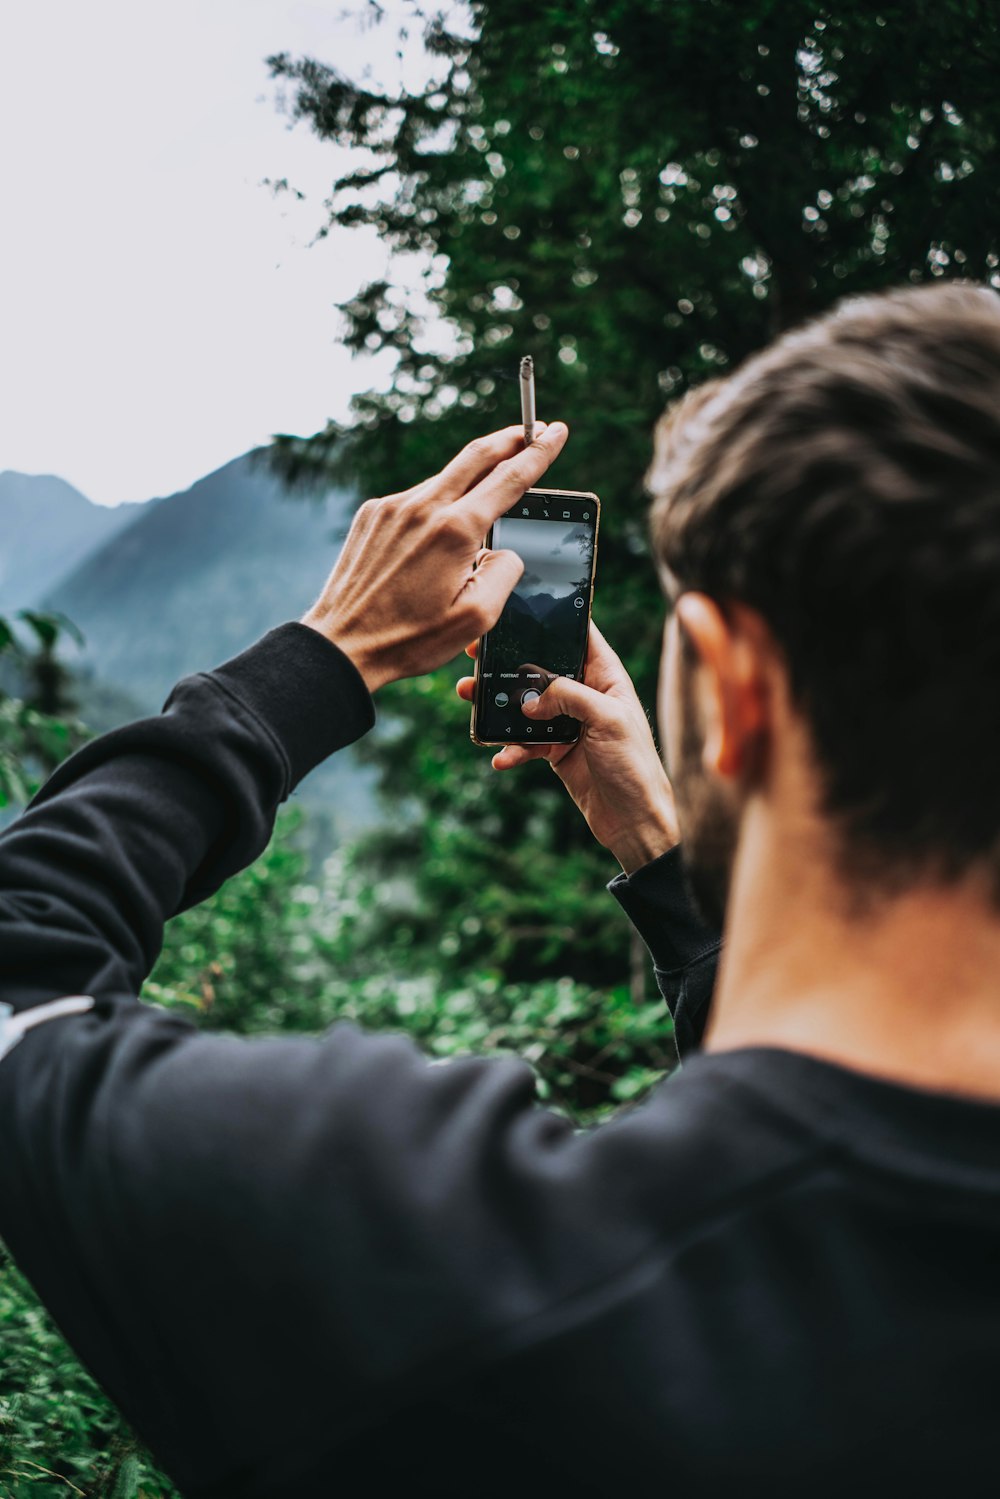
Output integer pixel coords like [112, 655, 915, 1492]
[647, 282, 1000, 929]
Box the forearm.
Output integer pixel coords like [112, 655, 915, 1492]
[0, 623, 374, 1013]
[609, 805, 681, 878]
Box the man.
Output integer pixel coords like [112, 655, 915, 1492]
[1, 281, 998, 1496]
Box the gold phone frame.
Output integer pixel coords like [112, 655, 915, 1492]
[470, 487, 601, 747]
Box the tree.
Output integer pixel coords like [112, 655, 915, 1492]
[266, 0, 1000, 984]
[0, 612, 87, 808]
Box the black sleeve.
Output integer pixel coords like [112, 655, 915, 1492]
[0, 622, 374, 1013]
[607, 846, 722, 1058]
[0, 630, 675, 1494]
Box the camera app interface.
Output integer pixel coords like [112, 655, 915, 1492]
[477, 496, 596, 741]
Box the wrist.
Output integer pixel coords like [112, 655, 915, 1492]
[610, 809, 680, 877]
[299, 614, 387, 695]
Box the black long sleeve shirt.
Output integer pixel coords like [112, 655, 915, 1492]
[1, 623, 999, 1497]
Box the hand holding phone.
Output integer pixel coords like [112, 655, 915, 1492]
[469, 486, 600, 745]
[458, 620, 680, 875]
[300, 423, 567, 692]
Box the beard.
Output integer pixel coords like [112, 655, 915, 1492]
[672, 657, 741, 933]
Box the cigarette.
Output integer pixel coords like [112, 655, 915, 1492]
[520, 355, 536, 446]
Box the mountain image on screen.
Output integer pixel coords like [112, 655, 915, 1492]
[489, 578, 590, 675]
[519, 592, 566, 623]
[487, 516, 593, 679]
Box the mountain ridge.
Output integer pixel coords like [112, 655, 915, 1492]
[3, 449, 377, 839]
[40, 450, 353, 707]
[0, 471, 146, 611]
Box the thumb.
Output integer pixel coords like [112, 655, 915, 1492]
[523, 671, 616, 730]
[463, 547, 524, 623]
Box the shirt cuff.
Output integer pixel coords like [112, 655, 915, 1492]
[201, 622, 376, 796]
[606, 843, 721, 974]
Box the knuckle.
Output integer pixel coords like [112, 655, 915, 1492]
[464, 436, 491, 465]
[497, 454, 528, 490]
[404, 481, 433, 507]
[436, 510, 469, 544]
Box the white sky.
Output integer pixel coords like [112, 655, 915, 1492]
[0, 1, 445, 504]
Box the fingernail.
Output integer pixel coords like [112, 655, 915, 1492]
[522, 698, 537, 713]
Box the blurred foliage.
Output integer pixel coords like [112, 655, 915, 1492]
[145, 809, 671, 1118]
[143, 808, 333, 1035]
[0, 1238, 175, 1499]
[347, 669, 638, 989]
[0, 612, 88, 809]
[267, 0, 1000, 984]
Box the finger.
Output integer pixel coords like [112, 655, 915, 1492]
[522, 669, 618, 728]
[464, 639, 480, 660]
[491, 744, 551, 770]
[580, 617, 634, 695]
[457, 547, 525, 629]
[456, 675, 475, 702]
[423, 424, 549, 506]
[454, 422, 569, 535]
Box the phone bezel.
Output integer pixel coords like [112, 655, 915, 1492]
[469, 487, 601, 748]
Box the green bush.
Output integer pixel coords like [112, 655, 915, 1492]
[0, 1243, 176, 1499]
[147, 810, 673, 1121]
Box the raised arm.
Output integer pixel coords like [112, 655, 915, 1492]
[0, 424, 612, 1495]
[0, 423, 568, 1017]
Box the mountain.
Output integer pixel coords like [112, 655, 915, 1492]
[0, 471, 143, 611]
[34, 450, 377, 840]
[491, 588, 588, 674]
[521, 590, 570, 623]
[41, 451, 354, 708]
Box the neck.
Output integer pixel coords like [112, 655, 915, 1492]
[703, 801, 1000, 1102]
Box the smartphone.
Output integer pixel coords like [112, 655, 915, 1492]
[470, 486, 601, 746]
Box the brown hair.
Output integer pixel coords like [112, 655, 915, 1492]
[648, 282, 1000, 899]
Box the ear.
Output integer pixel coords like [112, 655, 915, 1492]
[674, 593, 769, 780]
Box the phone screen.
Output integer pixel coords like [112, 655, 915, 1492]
[474, 489, 598, 744]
